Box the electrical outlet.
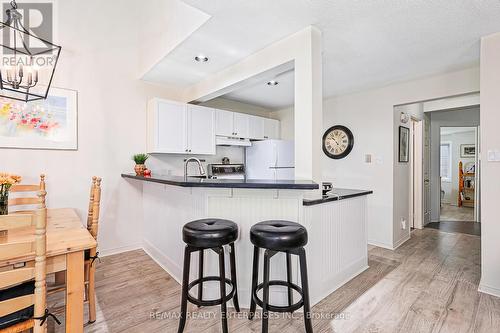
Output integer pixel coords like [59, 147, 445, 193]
[401, 218, 407, 230]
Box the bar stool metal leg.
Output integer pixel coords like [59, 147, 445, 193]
[178, 246, 192, 333]
[229, 243, 241, 312]
[286, 252, 293, 308]
[249, 245, 260, 320]
[217, 246, 229, 333]
[197, 249, 204, 308]
[298, 247, 313, 333]
[262, 249, 272, 333]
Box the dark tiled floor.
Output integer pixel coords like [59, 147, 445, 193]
[426, 221, 481, 236]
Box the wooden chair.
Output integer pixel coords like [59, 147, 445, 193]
[0, 195, 48, 333]
[9, 175, 46, 213]
[48, 176, 101, 324]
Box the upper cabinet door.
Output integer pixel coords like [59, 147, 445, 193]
[188, 105, 216, 155]
[215, 109, 234, 137]
[264, 119, 280, 139]
[248, 115, 265, 140]
[148, 99, 187, 153]
[233, 113, 250, 138]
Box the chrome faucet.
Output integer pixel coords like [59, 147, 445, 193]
[184, 158, 206, 179]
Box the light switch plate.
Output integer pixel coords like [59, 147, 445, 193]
[487, 150, 500, 162]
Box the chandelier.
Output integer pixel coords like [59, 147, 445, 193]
[0, 0, 61, 102]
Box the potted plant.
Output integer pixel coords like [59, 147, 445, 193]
[132, 154, 149, 176]
[0, 173, 22, 215]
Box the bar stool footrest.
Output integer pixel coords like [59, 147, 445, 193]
[187, 276, 235, 307]
[253, 280, 304, 313]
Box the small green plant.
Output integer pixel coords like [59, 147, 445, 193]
[132, 153, 149, 164]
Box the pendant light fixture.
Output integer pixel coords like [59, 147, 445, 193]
[0, 0, 61, 102]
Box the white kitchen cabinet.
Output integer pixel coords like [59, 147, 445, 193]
[215, 109, 234, 137]
[147, 99, 215, 155]
[188, 105, 216, 155]
[264, 118, 280, 139]
[147, 99, 187, 154]
[233, 112, 250, 138]
[248, 115, 265, 140]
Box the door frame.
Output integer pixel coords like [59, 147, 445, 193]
[410, 117, 424, 229]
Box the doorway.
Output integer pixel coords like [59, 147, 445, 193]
[439, 126, 478, 222]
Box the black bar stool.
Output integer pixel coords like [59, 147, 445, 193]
[249, 220, 313, 333]
[178, 218, 240, 333]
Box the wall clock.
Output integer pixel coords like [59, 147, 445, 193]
[322, 125, 354, 159]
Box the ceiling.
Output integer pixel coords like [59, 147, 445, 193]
[143, 0, 500, 109]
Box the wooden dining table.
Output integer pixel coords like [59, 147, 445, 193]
[0, 208, 97, 333]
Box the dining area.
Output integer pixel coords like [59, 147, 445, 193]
[0, 174, 102, 333]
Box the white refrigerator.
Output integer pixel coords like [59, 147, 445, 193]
[245, 140, 295, 180]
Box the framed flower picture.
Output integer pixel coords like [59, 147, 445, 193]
[0, 87, 78, 150]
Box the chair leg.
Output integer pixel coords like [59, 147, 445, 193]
[262, 249, 272, 333]
[197, 249, 204, 307]
[229, 243, 240, 312]
[286, 252, 293, 309]
[298, 248, 313, 333]
[87, 262, 97, 323]
[248, 246, 260, 320]
[177, 246, 192, 333]
[217, 247, 228, 333]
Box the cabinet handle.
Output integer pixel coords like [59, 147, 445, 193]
[189, 149, 192, 152]
[185, 149, 188, 152]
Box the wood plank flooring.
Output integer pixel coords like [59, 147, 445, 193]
[47, 228, 499, 333]
[440, 204, 474, 222]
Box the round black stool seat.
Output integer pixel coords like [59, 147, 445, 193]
[250, 220, 308, 251]
[183, 218, 238, 248]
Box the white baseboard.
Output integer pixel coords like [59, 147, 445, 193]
[368, 240, 394, 250]
[142, 239, 182, 284]
[312, 256, 369, 306]
[478, 281, 500, 298]
[99, 243, 143, 257]
[392, 234, 411, 250]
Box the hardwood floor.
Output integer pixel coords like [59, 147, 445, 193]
[47, 228, 499, 333]
[440, 204, 474, 222]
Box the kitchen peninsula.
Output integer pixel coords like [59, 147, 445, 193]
[122, 173, 372, 307]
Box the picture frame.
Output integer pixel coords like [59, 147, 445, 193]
[399, 126, 410, 163]
[0, 87, 78, 150]
[460, 144, 476, 158]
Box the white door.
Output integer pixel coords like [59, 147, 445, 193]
[412, 120, 424, 229]
[248, 115, 265, 140]
[215, 109, 234, 137]
[233, 113, 250, 138]
[156, 100, 187, 153]
[264, 119, 280, 139]
[188, 105, 216, 155]
[423, 113, 431, 225]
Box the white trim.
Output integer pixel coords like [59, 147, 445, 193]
[368, 240, 394, 250]
[393, 234, 411, 250]
[142, 239, 182, 284]
[99, 243, 143, 257]
[478, 281, 500, 298]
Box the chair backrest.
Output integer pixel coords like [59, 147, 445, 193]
[9, 174, 46, 213]
[0, 204, 47, 332]
[86, 177, 102, 240]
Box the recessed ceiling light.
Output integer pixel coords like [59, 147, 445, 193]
[267, 80, 279, 86]
[194, 55, 209, 62]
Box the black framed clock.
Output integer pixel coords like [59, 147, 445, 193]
[322, 125, 354, 159]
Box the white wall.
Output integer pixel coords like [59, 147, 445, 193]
[272, 106, 294, 140]
[275, 67, 480, 249]
[429, 108, 480, 221]
[0, 0, 198, 256]
[479, 31, 500, 297]
[440, 130, 476, 205]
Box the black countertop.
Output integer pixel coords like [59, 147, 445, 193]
[121, 173, 319, 190]
[303, 188, 373, 206]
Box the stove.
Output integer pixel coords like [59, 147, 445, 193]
[207, 164, 245, 180]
